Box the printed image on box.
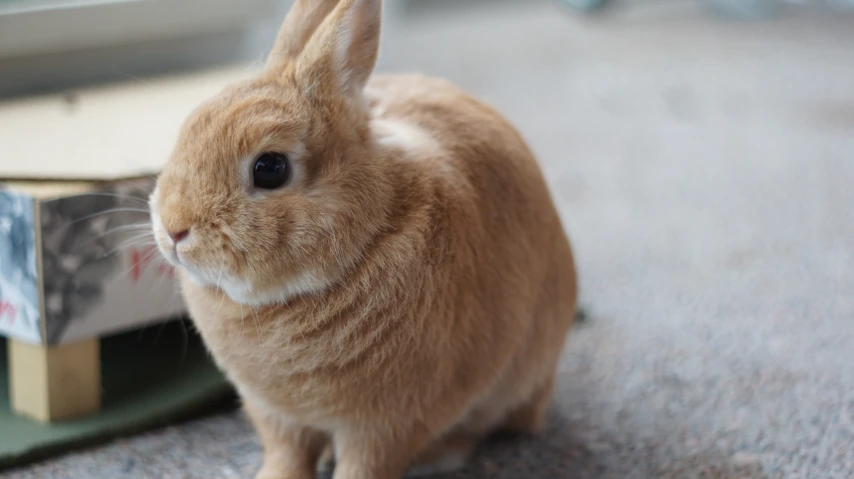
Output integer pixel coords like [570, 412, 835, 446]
[0, 189, 40, 344]
[38, 179, 184, 345]
[40, 186, 134, 343]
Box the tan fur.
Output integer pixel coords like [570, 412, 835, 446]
[150, 1, 577, 478]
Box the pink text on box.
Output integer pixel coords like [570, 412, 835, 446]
[129, 246, 175, 283]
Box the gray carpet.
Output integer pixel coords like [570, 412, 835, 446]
[6, 2, 854, 478]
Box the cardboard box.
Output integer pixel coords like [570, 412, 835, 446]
[0, 66, 252, 421]
[0, 178, 183, 346]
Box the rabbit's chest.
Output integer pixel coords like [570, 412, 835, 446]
[181, 275, 420, 424]
[235, 374, 339, 427]
[203, 326, 357, 418]
[190, 312, 372, 419]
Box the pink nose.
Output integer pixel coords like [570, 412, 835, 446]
[168, 229, 190, 244]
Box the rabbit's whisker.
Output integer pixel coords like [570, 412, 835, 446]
[78, 192, 150, 206]
[100, 233, 158, 258]
[64, 208, 152, 229]
[251, 305, 263, 338]
[85, 223, 153, 244]
[105, 245, 162, 284]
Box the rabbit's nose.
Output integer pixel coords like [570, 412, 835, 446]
[169, 228, 190, 245]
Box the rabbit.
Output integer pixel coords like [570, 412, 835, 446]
[149, 0, 578, 478]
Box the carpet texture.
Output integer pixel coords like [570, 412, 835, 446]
[5, 2, 854, 478]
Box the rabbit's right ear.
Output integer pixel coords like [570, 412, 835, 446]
[293, 0, 381, 101]
[266, 0, 340, 69]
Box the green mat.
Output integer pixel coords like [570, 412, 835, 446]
[0, 320, 235, 471]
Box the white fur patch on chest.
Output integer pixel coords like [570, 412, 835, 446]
[220, 269, 328, 306]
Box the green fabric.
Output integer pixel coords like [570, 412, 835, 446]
[0, 321, 234, 470]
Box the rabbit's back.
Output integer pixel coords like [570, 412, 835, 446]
[368, 74, 566, 249]
[366, 73, 578, 433]
[368, 73, 575, 304]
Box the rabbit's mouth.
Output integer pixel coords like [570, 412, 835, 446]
[159, 244, 330, 307]
[149, 215, 181, 267]
[171, 260, 234, 297]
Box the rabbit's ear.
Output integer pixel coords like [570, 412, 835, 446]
[266, 0, 341, 69]
[295, 0, 381, 99]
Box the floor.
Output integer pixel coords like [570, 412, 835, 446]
[7, 1, 854, 478]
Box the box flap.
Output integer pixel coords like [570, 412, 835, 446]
[0, 65, 257, 181]
[2, 181, 100, 200]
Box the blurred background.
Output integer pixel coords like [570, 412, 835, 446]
[2, 0, 854, 478]
[1, 0, 853, 95]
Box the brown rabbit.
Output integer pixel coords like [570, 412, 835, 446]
[150, 0, 577, 477]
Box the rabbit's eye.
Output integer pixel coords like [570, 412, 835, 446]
[253, 152, 291, 190]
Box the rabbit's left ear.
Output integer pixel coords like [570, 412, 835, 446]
[266, 0, 341, 69]
[295, 0, 382, 99]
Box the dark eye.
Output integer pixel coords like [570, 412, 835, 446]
[253, 152, 291, 190]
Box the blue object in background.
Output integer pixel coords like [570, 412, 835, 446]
[558, 0, 609, 12]
[558, 0, 854, 18]
[704, 0, 778, 18]
[0, 189, 41, 343]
